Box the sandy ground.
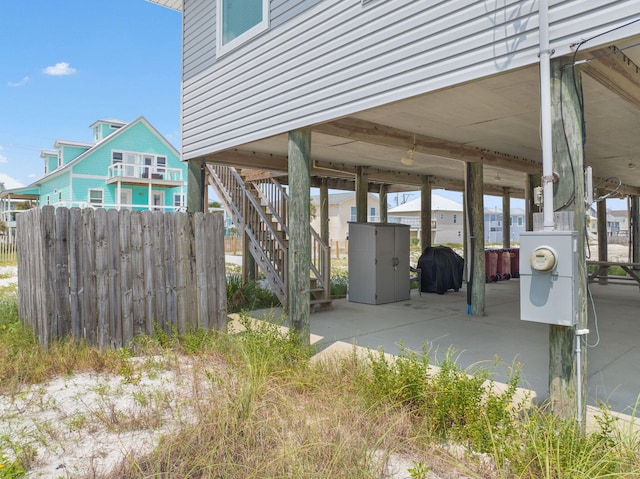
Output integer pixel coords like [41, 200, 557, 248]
[1, 358, 202, 478]
[0, 260, 439, 479]
[0, 265, 18, 288]
[0, 354, 444, 479]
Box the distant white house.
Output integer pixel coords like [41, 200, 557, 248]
[388, 194, 463, 244]
[587, 207, 621, 237]
[610, 210, 629, 237]
[484, 207, 526, 244]
[310, 192, 380, 249]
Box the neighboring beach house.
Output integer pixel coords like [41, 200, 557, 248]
[388, 194, 464, 245]
[609, 210, 629, 237]
[0, 118, 186, 239]
[310, 192, 379, 249]
[484, 207, 527, 244]
[587, 207, 620, 237]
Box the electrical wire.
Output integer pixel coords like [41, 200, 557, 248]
[592, 176, 622, 201]
[555, 17, 640, 212]
[556, 63, 577, 211]
[584, 281, 601, 348]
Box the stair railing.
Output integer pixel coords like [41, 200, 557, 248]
[207, 165, 287, 303]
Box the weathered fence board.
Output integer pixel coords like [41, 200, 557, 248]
[69, 208, 83, 339]
[119, 209, 133, 345]
[16, 206, 227, 348]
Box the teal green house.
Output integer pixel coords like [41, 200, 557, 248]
[1, 117, 186, 237]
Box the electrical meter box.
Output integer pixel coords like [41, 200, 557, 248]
[519, 231, 578, 326]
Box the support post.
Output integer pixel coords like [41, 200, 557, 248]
[502, 188, 511, 249]
[631, 196, 640, 265]
[379, 184, 388, 223]
[320, 178, 329, 244]
[242, 191, 257, 283]
[548, 56, 588, 426]
[464, 162, 485, 316]
[288, 129, 311, 345]
[525, 173, 541, 231]
[597, 191, 608, 284]
[355, 166, 368, 223]
[187, 159, 205, 213]
[421, 175, 432, 250]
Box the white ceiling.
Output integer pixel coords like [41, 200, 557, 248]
[214, 38, 640, 199]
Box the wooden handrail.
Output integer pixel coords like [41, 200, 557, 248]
[208, 164, 331, 306]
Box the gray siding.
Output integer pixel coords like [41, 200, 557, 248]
[182, 0, 640, 160]
[183, 0, 322, 81]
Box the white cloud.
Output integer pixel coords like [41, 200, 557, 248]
[0, 154, 8, 164]
[7, 76, 29, 87]
[28, 173, 36, 178]
[0, 173, 24, 190]
[43, 62, 77, 76]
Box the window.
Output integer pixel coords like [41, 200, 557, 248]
[440, 213, 444, 220]
[120, 189, 132, 211]
[57, 151, 63, 168]
[112, 152, 123, 164]
[58, 192, 62, 204]
[46, 195, 50, 205]
[453, 214, 457, 224]
[152, 191, 165, 211]
[89, 189, 103, 206]
[217, 0, 269, 56]
[174, 193, 185, 210]
[350, 206, 356, 221]
[156, 156, 167, 175]
[458, 231, 461, 237]
[518, 217, 523, 226]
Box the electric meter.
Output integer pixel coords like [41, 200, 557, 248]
[519, 231, 578, 326]
[530, 247, 557, 272]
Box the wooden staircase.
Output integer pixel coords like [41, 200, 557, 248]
[207, 164, 331, 311]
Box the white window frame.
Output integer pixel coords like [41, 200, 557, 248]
[88, 188, 103, 207]
[57, 150, 63, 168]
[152, 190, 165, 211]
[216, 0, 269, 57]
[120, 189, 133, 211]
[173, 193, 185, 210]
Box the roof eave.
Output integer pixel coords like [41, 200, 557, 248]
[147, 0, 182, 12]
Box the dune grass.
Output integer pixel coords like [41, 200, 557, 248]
[1, 287, 639, 478]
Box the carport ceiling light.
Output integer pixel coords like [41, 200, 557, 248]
[400, 148, 415, 166]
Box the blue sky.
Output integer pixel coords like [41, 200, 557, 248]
[0, 0, 181, 190]
[0, 1, 621, 212]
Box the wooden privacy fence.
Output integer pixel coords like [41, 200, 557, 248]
[17, 206, 227, 349]
[0, 239, 17, 263]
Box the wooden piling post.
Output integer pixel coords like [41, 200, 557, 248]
[320, 177, 329, 244]
[597, 191, 608, 284]
[465, 162, 485, 316]
[631, 195, 640, 264]
[502, 188, 511, 249]
[548, 56, 588, 425]
[421, 175, 432, 250]
[526, 173, 542, 231]
[288, 129, 312, 345]
[379, 184, 388, 223]
[355, 166, 368, 223]
[187, 158, 205, 213]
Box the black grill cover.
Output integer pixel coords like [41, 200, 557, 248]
[417, 246, 464, 294]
